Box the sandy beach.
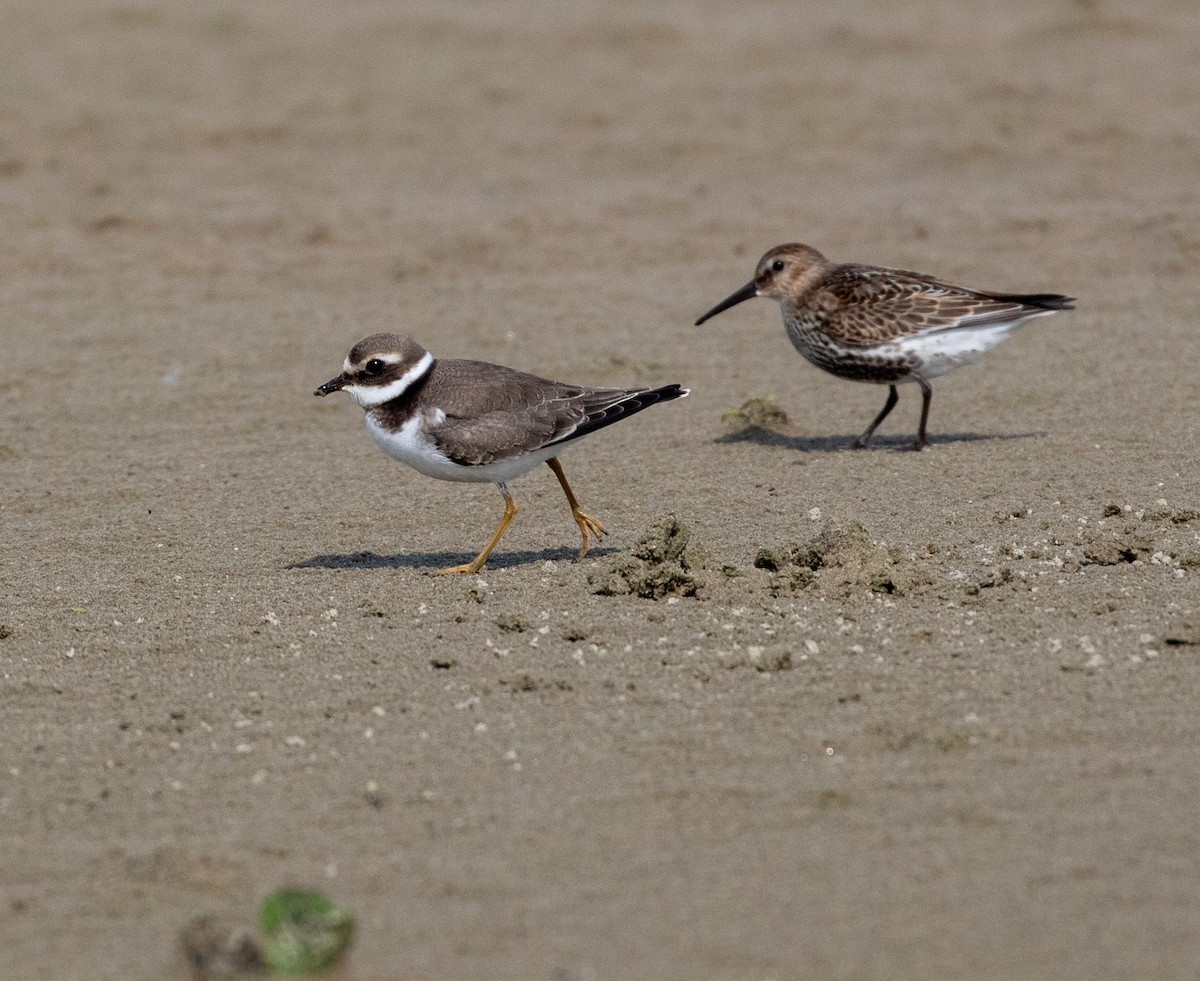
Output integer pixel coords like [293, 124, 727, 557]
[2, 1, 1199, 978]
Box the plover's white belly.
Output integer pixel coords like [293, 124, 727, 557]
[366, 414, 557, 485]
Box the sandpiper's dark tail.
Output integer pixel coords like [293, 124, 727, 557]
[549, 384, 690, 447]
[990, 292, 1076, 312]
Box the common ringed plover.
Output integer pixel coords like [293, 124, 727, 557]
[315, 334, 688, 575]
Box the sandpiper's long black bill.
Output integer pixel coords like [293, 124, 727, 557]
[694, 281, 758, 325]
[314, 375, 345, 397]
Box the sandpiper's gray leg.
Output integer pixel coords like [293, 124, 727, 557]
[914, 378, 933, 451]
[854, 385, 900, 449]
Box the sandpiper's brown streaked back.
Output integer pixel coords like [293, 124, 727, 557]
[314, 334, 689, 575]
[696, 243, 1074, 450]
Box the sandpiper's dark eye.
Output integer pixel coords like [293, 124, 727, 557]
[771, 259, 785, 273]
[365, 358, 385, 375]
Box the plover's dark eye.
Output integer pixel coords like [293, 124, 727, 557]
[771, 259, 785, 273]
[365, 358, 385, 375]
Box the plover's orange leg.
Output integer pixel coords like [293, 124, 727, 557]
[434, 488, 518, 575]
[547, 458, 606, 560]
[854, 384, 900, 449]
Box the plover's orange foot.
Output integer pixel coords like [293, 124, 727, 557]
[432, 561, 484, 576]
[579, 511, 607, 539]
[573, 510, 607, 560]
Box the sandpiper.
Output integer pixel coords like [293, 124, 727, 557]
[315, 334, 688, 575]
[696, 243, 1074, 450]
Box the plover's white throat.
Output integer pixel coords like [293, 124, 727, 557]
[315, 334, 689, 575]
[697, 243, 1074, 450]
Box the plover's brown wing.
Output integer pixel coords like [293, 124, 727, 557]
[419, 359, 686, 466]
[812, 265, 1074, 347]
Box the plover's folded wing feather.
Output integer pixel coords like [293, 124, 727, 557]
[426, 399, 574, 466]
[414, 361, 571, 465]
[813, 265, 1074, 346]
[422, 361, 687, 466]
[544, 384, 689, 448]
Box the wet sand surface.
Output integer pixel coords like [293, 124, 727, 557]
[2, 1, 1199, 978]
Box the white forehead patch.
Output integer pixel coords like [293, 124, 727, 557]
[344, 351, 434, 407]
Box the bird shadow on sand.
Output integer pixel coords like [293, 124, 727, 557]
[714, 426, 1046, 453]
[288, 545, 620, 574]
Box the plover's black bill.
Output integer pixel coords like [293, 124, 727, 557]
[695, 281, 758, 325]
[314, 376, 345, 397]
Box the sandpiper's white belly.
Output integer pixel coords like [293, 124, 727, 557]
[892, 314, 1044, 382]
[365, 414, 559, 485]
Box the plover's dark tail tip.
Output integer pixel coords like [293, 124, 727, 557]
[651, 383, 690, 401]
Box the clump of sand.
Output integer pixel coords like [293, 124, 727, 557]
[179, 914, 263, 978]
[590, 515, 706, 600]
[754, 521, 930, 598]
[722, 396, 791, 430]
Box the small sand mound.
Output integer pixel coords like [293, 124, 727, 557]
[591, 515, 705, 600]
[722, 396, 790, 430]
[754, 521, 928, 598]
[1080, 526, 1152, 566]
[179, 914, 263, 978]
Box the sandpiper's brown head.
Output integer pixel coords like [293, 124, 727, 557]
[695, 243, 833, 324]
[314, 333, 434, 407]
